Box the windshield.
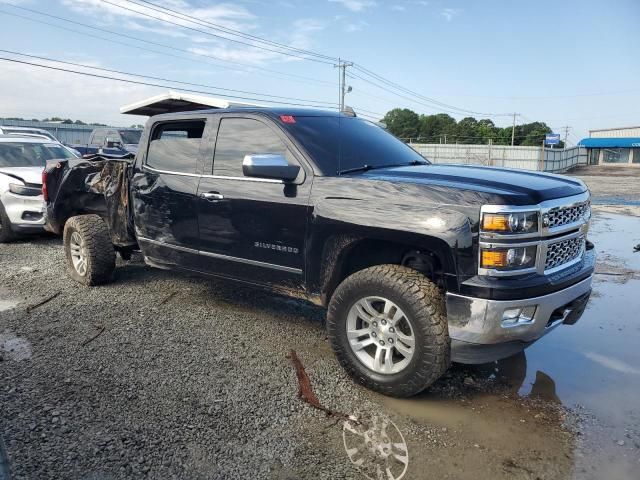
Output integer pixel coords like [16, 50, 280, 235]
[118, 130, 142, 144]
[282, 116, 428, 175]
[0, 142, 75, 167]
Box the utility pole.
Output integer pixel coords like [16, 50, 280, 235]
[562, 126, 571, 147]
[334, 59, 353, 112]
[511, 113, 518, 146]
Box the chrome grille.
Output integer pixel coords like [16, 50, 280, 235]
[546, 202, 590, 229]
[545, 236, 585, 271]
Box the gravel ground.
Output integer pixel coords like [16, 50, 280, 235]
[570, 166, 640, 207]
[1, 236, 576, 480]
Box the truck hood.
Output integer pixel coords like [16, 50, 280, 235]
[0, 166, 44, 185]
[359, 164, 587, 205]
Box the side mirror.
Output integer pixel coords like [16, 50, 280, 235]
[242, 154, 300, 181]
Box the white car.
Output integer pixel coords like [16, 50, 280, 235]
[0, 126, 59, 141]
[0, 136, 76, 242]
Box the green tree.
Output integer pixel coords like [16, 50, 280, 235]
[418, 113, 456, 142]
[382, 108, 420, 139]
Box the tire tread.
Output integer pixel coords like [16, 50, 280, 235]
[63, 215, 115, 286]
[327, 264, 450, 398]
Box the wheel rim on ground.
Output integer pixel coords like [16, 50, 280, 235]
[69, 231, 87, 276]
[346, 296, 415, 374]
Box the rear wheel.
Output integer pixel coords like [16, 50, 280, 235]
[63, 215, 115, 285]
[0, 202, 17, 243]
[327, 265, 450, 397]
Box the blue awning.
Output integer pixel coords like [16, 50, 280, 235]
[578, 137, 640, 148]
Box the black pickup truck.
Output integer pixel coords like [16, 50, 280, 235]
[43, 108, 594, 397]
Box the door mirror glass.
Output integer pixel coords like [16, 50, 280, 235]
[242, 154, 300, 181]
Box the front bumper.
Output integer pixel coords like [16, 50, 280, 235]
[446, 274, 593, 364]
[1, 191, 46, 232]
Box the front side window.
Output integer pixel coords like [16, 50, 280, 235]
[213, 118, 293, 177]
[146, 120, 205, 174]
[0, 142, 74, 167]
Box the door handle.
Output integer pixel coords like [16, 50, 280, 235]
[200, 192, 224, 201]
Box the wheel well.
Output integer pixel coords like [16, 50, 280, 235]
[322, 238, 444, 304]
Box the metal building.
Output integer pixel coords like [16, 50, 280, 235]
[579, 126, 640, 166]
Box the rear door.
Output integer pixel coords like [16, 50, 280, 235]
[130, 118, 208, 268]
[196, 114, 312, 286]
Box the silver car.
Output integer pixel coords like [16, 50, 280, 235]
[0, 136, 76, 242]
[0, 126, 58, 141]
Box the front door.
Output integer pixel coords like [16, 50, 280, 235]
[196, 115, 311, 287]
[130, 118, 208, 268]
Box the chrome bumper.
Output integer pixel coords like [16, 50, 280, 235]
[446, 275, 593, 347]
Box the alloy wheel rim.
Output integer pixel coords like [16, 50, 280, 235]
[346, 296, 415, 375]
[69, 231, 87, 276]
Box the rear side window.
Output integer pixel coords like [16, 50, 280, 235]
[213, 118, 293, 177]
[146, 120, 205, 174]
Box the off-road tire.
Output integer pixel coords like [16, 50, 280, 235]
[63, 215, 115, 286]
[0, 201, 17, 243]
[327, 264, 450, 398]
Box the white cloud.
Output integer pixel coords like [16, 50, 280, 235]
[188, 18, 327, 65]
[60, 1, 326, 66]
[61, 0, 256, 32]
[391, 5, 406, 11]
[328, 0, 377, 12]
[440, 7, 462, 21]
[344, 20, 368, 32]
[0, 58, 156, 125]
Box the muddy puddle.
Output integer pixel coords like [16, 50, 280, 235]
[376, 210, 640, 479]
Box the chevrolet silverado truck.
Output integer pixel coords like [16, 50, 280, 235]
[43, 108, 594, 397]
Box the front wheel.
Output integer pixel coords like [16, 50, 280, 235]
[63, 215, 115, 286]
[327, 265, 450, 398]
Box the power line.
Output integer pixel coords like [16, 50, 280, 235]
[349, 105, 384, 118]
[347, 70, 499, 118]
[98, 0, 334, 65]
[0, 49, 337, 106]
[125, 0, 337, 63]
[0, 4, 335, 87]
[352, 64, 513, 118]
[0, 56, 336, 108]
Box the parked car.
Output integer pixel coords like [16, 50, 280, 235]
[0, 126, 58, 141]
[71, 127, 141, 156]
[0, 136, 76, 242]
[44, 108, 594, 397]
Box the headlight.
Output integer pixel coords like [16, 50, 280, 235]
[481, 211, 538, 234]
[9, 183, 42, 197]
[480, 245, 537, 270]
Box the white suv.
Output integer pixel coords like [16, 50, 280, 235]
[0, 136, 76, 242]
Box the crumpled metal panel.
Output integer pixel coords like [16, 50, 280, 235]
[46, 154, 137, 247]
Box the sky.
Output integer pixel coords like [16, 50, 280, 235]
[0, 0, 639, 143]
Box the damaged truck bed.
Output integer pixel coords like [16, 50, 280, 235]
[45, 154, 137, 248]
